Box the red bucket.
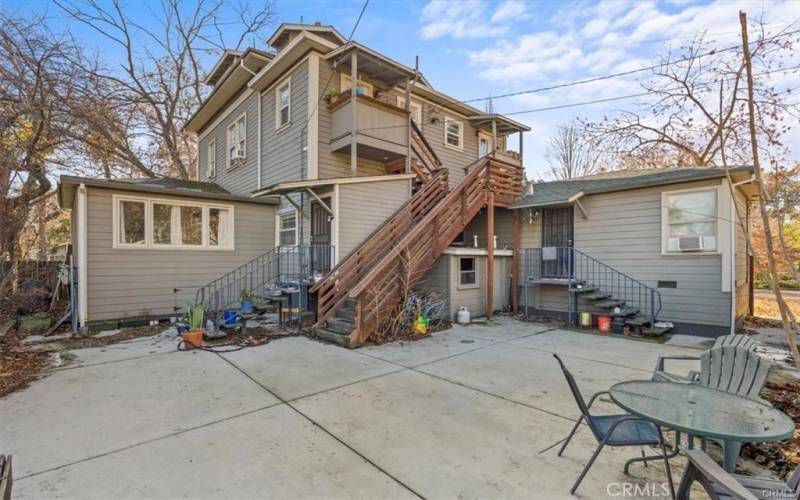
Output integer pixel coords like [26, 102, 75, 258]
[597, 315, 612, 334]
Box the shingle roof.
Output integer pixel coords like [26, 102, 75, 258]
[510, 166, 754, 209]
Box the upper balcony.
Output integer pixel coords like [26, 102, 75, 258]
[329, 93, 409, 163]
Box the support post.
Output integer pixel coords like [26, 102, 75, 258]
[404, 77, 411, 175]
[519, 130, 524, 165]
[512, 209, 521, 313]
[491, 120, 497, 155]
[486, 192, 495, 319]
[350, 51, 358, 177]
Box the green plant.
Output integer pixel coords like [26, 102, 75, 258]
[239, 289, 254, 301]
[323, 88, 341, 104]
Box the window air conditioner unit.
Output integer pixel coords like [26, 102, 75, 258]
[677, 236, 703, 252]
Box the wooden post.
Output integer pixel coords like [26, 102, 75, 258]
[491, 120, 497, 155]
[486, 192, 495, 319]
[512, 209, 521, 313]
[350, 51, 358, 177]
[519, 130, 524, 165]
[404, 77, 411, 175]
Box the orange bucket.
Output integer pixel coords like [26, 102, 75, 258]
[181, 330, 205, 348]
[597, 315, 612, 334]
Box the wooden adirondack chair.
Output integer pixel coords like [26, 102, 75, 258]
[677, 449, 800, 500]
[652, 334, 758, 383]
[698, 345, 771, 402]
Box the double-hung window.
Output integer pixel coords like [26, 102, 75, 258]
[663, 188, 718, 253]
[278, 211, 297, 246]
[444, 117, 463, 150]
[276, 78, 291, 129]
[206, 139, 216, 178]
[114, 195, 234, 250]
[226, 113, 246, 168]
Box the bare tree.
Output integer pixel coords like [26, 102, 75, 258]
[0, 15, 83, 289]
[55, 0, 276, 179]
[544, 120, 602, 180]
[584, 24, 799, 169]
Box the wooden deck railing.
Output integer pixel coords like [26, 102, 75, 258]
[344, 155, 523, 343]
[311, 168, 450, 325]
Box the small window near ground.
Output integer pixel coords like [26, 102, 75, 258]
[206, 139, 216, 178]
[459, 257, 477, 287]
[279, 212, 297, 246]
[445, 117, 463, 149]
[664, 189, 718, 253]
[119, 200, 146, 245]
[276, 78, 291, 129]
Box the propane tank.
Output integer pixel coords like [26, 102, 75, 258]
[457, 306, 471, 325]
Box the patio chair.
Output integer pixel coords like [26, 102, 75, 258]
[0, 455, 11, 500]
[653, 335, 757, 383]
[553, 354, 675, 498]
[677, 449, 799, 500]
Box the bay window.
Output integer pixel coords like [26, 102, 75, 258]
[113, 195, 234, 250]
[663, 188, 718, 253]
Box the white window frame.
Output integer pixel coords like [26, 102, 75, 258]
[275, 77, 292, 130]
[275, 209, 299, 248]
[340, 73, 374, 97]
[112, 194, 235, 251]
[478, 132, 493, 158]
[444, 116, 464, 151]
[661, 185, 720, 255]
[226, 112, 246, 170]
[396, 96, 422, 124]
[206, 139, 216, 178]
[457, 256, 479, 289]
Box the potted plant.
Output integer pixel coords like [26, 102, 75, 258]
[239, 289, 254, 314]
[323, 88, 341, 104]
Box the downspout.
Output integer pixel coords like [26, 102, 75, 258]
[239, 60, 262, 190]
[77, 183, 89, 328]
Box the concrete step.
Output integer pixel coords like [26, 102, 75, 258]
[326, 317, 355, 335]
[316, 328, 353, 348]
[611, 308, 639, 317]
[642, 325, 671, 337]
[625, 316, 651, 327]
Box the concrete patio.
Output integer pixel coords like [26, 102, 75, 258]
[1, 317, 706, 499]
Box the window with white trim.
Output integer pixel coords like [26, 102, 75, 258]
[396, 96, 422, 124]
[278, 211, 297, 246]
[226, 113, 246, 168]
[339, 73, 374, 97]
[206, 139, 216, 178]
[276, 78, 291, 129]
[113, 195, 234, 250]
[458, 257, 477, 287]
[663, 188, 718, 253]
[478, 135, 491, 157]
[444, 117, 463, 149]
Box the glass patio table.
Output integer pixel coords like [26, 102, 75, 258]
[609, 381, 795, 473]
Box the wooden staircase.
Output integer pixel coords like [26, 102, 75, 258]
[312, 155, 523, 346]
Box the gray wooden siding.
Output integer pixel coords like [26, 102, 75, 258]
[85, 187, 275, 322]
[574, 179, 729, 327]
[461, 208, 515, 249]
[318, 60, 385, 179]
[416, 255, 450, 321]
[735, 188, 750, 318]
[446, 255, 511, 319]
[336, 178, 411, 259]
[261, 60, 309, 188]
[197, 91, 259, 195]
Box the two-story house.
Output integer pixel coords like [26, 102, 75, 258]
[58, 22, 758, 344]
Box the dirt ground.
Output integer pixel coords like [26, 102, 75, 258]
[754, 292, 800, 320]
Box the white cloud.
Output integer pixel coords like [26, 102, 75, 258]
[419, 0, 528, 40]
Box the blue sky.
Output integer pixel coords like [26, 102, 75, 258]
[6, 0, 799, 179]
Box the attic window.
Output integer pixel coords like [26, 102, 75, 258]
[276, 77, 291, 129]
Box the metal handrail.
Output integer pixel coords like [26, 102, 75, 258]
[522, 247, 662, 325]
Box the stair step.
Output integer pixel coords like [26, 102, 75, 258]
[642, 325, 671, 337]
[335, 307, 356, 321]
[594, 300, 625, 309]
[582, 293, 611, 301]
[611, 308, 639, 317]
[570, 287, 599, 294]
[625, 316, 651, 327]
[341, 298, 357, 310]
[326, 317, 356, 335]
[316, 328, 355, 348]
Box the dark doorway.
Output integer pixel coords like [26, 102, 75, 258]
[541, 206, 574, 278]
[310, 196, 332, 276]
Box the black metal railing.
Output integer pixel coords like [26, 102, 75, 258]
[193, 245, 334, 315]
[522, 247, 662, 325]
